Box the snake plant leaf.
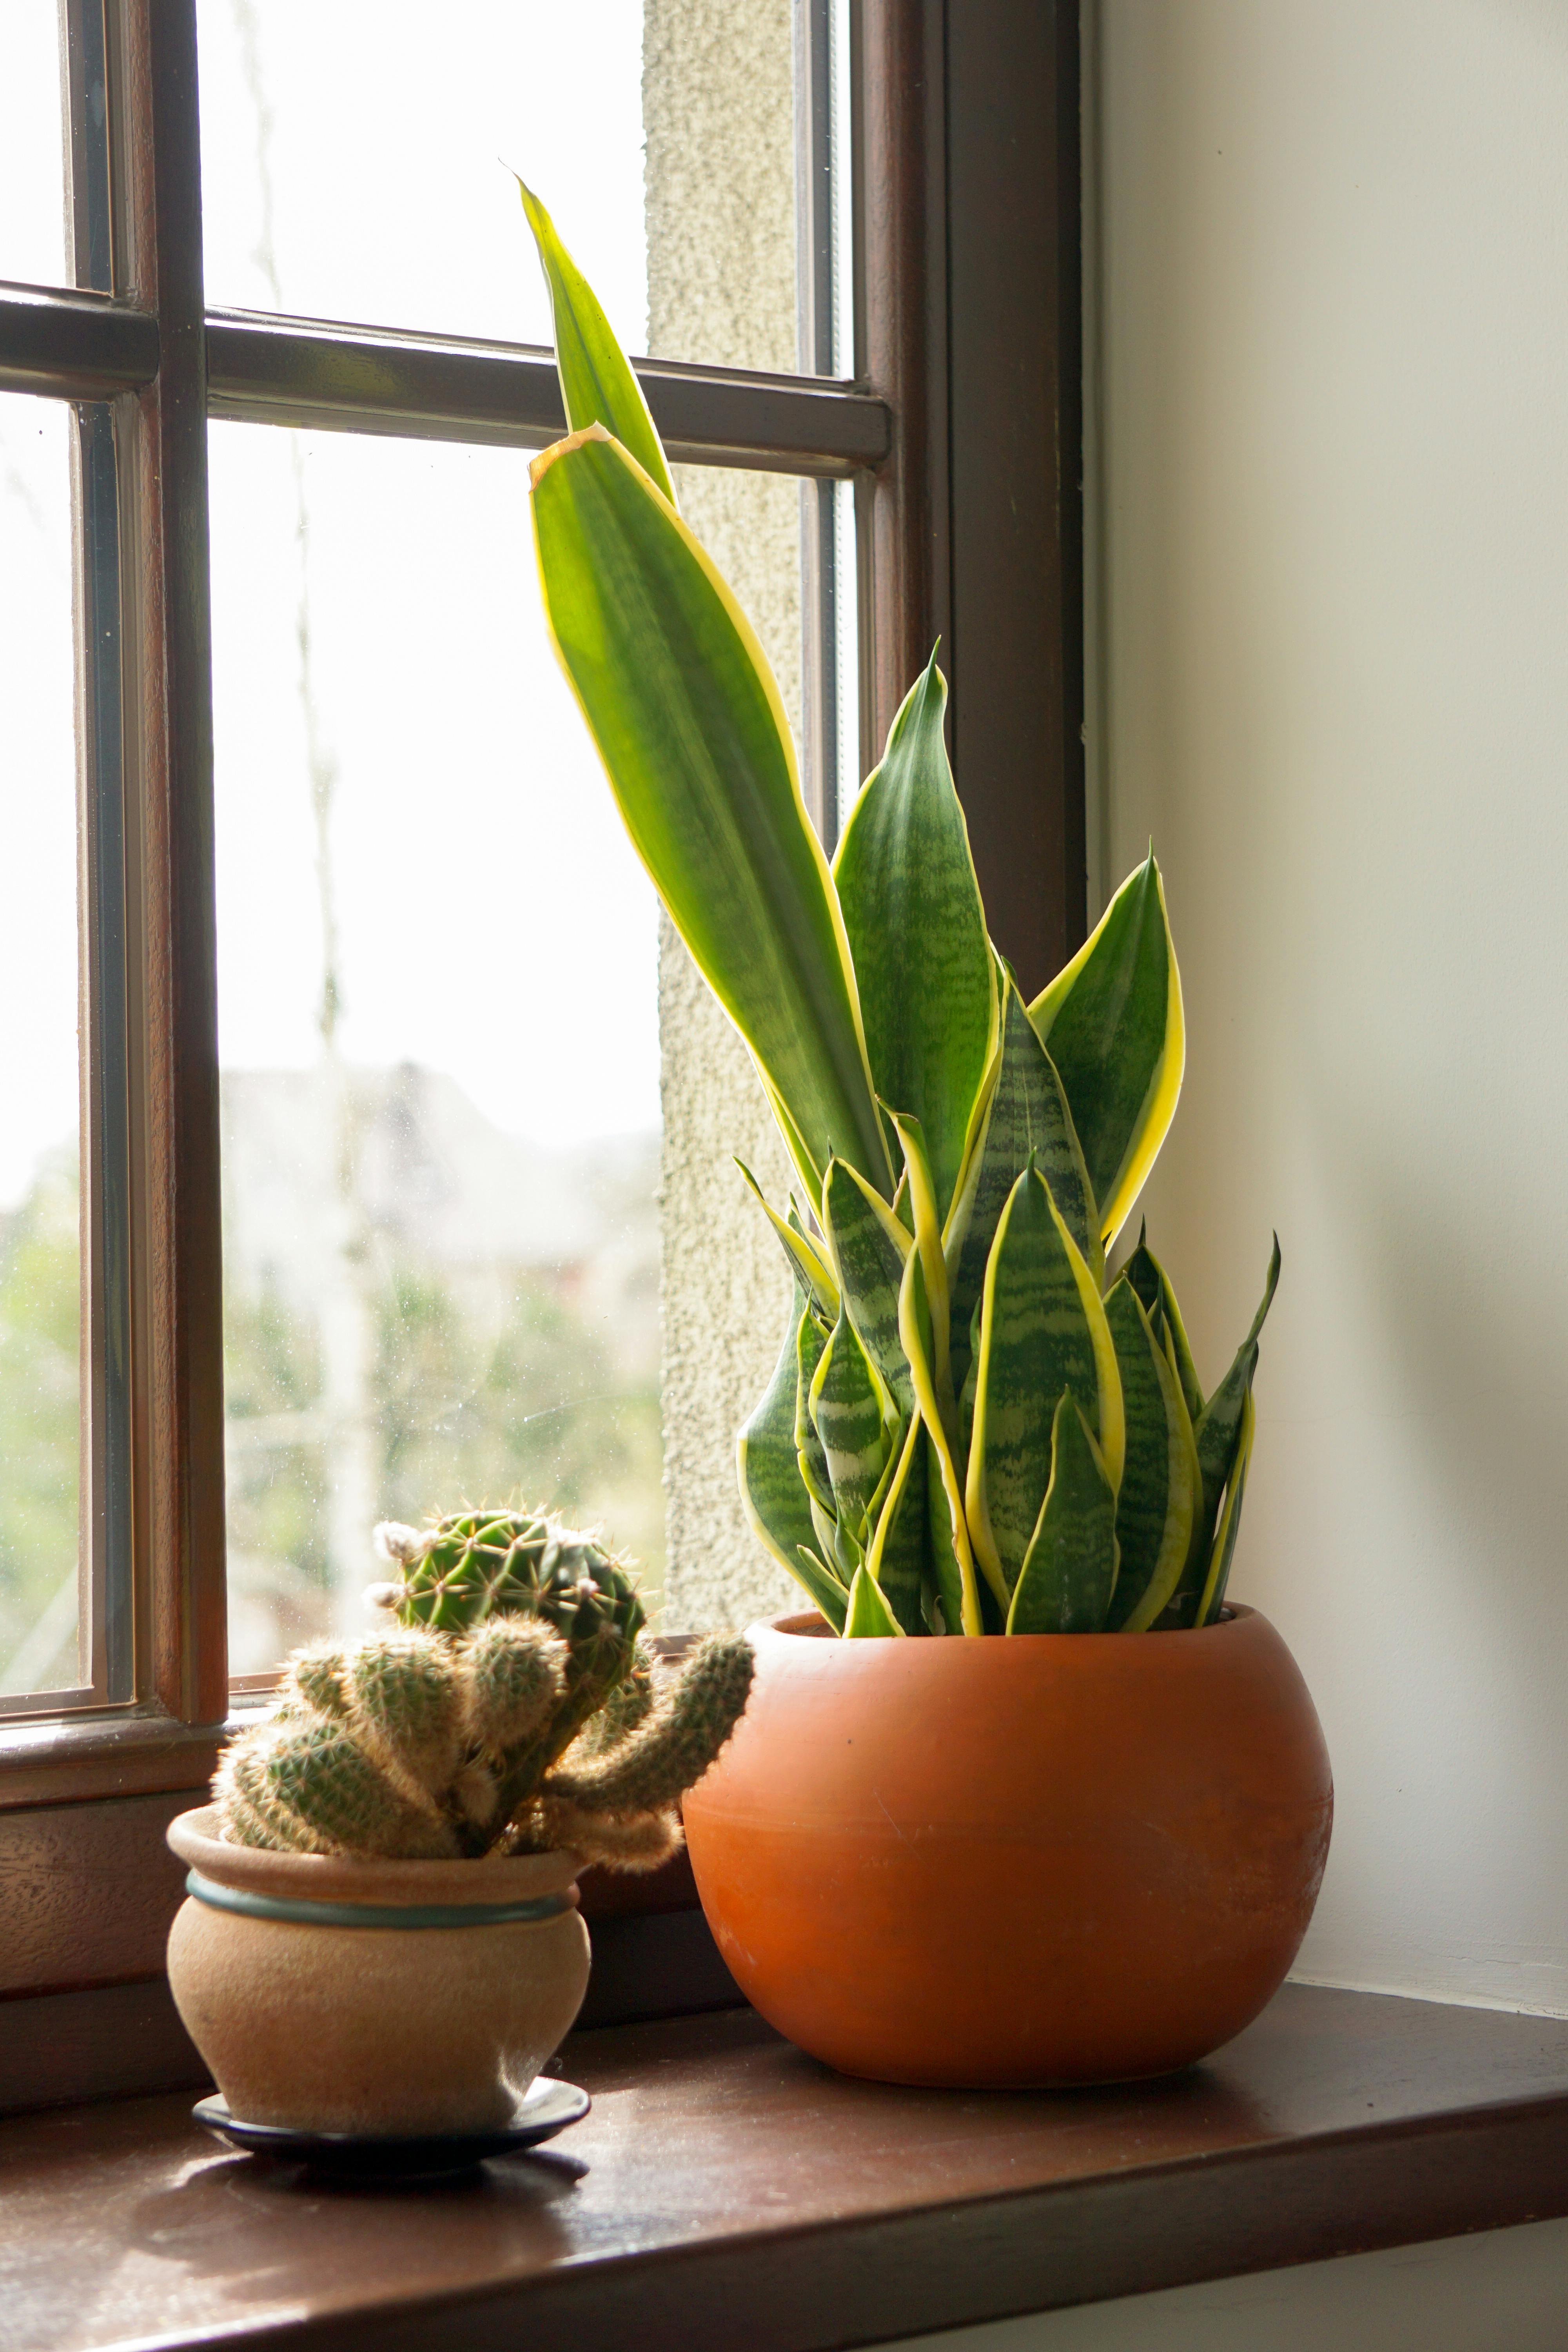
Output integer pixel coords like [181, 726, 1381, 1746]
[898, 1244, 985, 1634]
[966, 1162, 1125, 1601]
[889, 1109, 955, 1414]
[864, 1417, 929, 1637]
[920, 1435, 967, 1635]
[1195, 1385, 1255, 1626]
[518, 179, 676, 508]
[958, 1296, 982, 1463]
[1103, 1279, 1200, 1632]
[794, 1307, 832, 1513]
[834, 653, 998, 1225]
[737, 1289, 847, 1632]
[811, 1495, 863, 1584]
[947, 978, 1100, 1404]
[792, 1544, 852, 1633]
[1027, 851, 1185, 1250]
[1194, 1235, 1281, 1527]
[1160, 1236, 1280, 1626]
[1005, 1393, 1120, 1634]
[735, 1162, 840, 1323]
[1123, 1224, 1204, 1426]
[844, 1561, 906, 1638]
[820, 1159, 912, 1413]
[808, 1302, 900, 1540]
[531, 424, 890, 1202]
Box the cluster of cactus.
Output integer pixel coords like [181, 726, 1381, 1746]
[520, 185, 1280, 1638]
[215, 1510, 754, 1864]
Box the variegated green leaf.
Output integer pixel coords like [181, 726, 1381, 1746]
[898, 1243, 985, 1634]
[1194, 1237, 1280, 1521]
[834, 653, 998, 1224]
[922, 1433, 967, 1635]
[795, 1308, 832, 1513]
[1028, 851, 1185, 1250]
[864, 1416, 929, 1636]
[1005, 1393, 1120, 1634]
[737, 1289, 847, 1632]
[1195, 1385, 1255, 1625]
[947, 978, 1100, 1404]
[1103, 1279, 1199, 1633]
[519, 179, 675, 506]
[809, 1303, 899, 1540]
[966, 1162, 1124, 1600]
[820, 1158, 912, 1413]
[1123, 1224, 1203, 1425]
[889, 1109, 955, 1417]
[531, 424, 890, 1202]
[844, 1561, 905, 1638]
[736, 1162, 840, 1323]
[1160, 1237, 1280, 1627]
[791, 1544, 853, 1632]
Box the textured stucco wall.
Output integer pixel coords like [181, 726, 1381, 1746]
[644, 1, 807, 1630]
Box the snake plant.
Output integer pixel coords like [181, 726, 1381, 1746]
[520, 186, 1279, 1637]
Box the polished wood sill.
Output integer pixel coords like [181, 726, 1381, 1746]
[3, 1985, 1568, 2352]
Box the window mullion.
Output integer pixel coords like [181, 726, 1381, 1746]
[104, 0, 227, 1725]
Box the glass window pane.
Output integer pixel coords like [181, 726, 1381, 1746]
[195, 0, 831, 376]
[0, 395, 82, 1699]
[0, 4, 69, 290]
[209, 422, 666, 1675]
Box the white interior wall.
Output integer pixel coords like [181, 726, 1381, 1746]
[1094, 0, 1568, 2013]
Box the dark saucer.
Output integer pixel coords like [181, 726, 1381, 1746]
[193, 2075, 590, 2179]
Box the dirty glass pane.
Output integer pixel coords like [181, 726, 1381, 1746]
[0, 394, 82, 1698]
[208, 421, 665, 1674]
[196, 0, 842, 376]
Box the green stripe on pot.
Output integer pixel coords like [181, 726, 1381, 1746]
[185, 1871, 572, 1931]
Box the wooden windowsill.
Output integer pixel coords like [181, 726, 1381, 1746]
[3, 1984, 1568, 2352]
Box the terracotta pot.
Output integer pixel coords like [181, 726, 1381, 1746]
[165, 1807, 590, 2133]
[682, 1605, 1332, 2088]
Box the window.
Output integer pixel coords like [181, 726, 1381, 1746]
[0, 0, 1081, 2081]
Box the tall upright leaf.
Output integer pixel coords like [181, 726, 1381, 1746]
[844, 1561, 905, 1638]
[737, 1287, 847, 1632]
[1161, 1238, 1280, 1626]
[863, 1417, 930, 1637]
[1123, 1225, 1204, 1426]
[794, 1309, 832, 1512]
[1006, 1394, 1120, 1634]
[809, 1304, 900, 1541]
[898, 1245, 985, 1635]
[834, 654, 998, 1223]
[735, 1163, 840, 1322]
[531, 424, 890, 1200]
[519, 180, 675, 506]
[1028, 852, 1185, 1249]
[947, 978, 1100, 1404]
[821, 1159, 912, 1412]
[1196, 1387, 1256, 1626]
[1103, 1279, 1199, 1632]
[965, 1163, 1124, 1601]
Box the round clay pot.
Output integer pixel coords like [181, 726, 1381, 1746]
[682, 1605, 1332, 2088]
[165, 1806, 591, 2133]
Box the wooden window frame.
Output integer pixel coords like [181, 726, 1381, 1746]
[0, 0, 1083, 2094]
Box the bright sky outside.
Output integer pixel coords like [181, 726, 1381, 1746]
[0, 0, 664, 1216]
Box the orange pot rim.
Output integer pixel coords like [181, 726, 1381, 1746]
[750, 1602, 1254, 1649]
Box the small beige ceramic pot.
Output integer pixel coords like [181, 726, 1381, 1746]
[165, 1806, 591, 2134]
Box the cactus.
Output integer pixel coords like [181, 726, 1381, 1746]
[214, 1516, 753, 1869]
